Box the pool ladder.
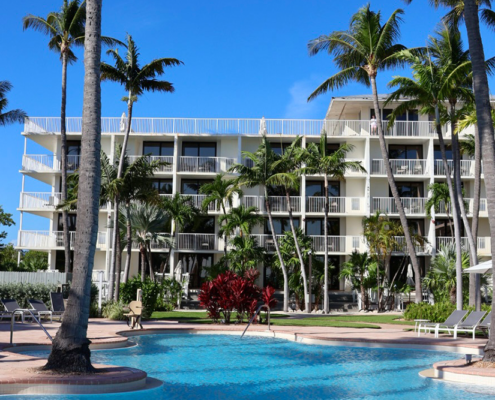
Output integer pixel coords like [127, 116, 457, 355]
[241, 305, 270, 338]
[10, 308, 53, 345]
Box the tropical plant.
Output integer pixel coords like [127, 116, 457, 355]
[308, 4, 424, 301]
[200, 174, 242, 263]
[426, 183, 454, 237]
[218, 205, 263, 238]
[125, 202, 174, 282]
[222, 235, 266, 274]
[230, 137, 290, 311]
[339, 251, 375, 311]
[0, 206, 14, 250]
[119, 275, 163, 318]
[303, 139, 365, 313]
[0, 81, 26, 127]
[42, 0, 102, 373]
[23, 0, 120, 274]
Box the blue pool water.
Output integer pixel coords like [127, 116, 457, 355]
[4, 334, 495, 399]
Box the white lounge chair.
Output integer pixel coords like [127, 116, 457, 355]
[418, 310, 468, 337]
[28, 299, 53, 323]
[453, 311, 486, 339]
[478, 311, 492, 338]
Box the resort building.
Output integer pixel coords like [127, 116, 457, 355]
[16, 95, 491, 292]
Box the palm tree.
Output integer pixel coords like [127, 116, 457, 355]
[303, 137, 365, 313]
[218, 205, 264, 238]
[271, 136, 310, 312]
[200, 174, 242, 263]
[363, 212, 402, 311]
[0, 82, 26, 126]
[339, 251, 375, 311]
[230, 137, 291, 311]
[224, 236, 266, 274]
[307, 4, 424, 303]
[126, 202, 174, 282]
[23, 0, 121, 274]
[426, 183, 454, 237]
[101, 34, 182, 291]
[42, 0, 102, 373]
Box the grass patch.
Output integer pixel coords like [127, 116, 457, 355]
[268, 318, 380, 329]
[327, 315, 414, 326]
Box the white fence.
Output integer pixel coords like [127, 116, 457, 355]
[0, 271, 67, 285]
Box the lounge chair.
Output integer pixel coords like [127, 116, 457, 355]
[452, 311, 486, 339]
[49, 292, 65, 321]
[478, 311, 492, 338]
[0, 299, 31, 323]
[418, 310, 468, 338]
[28, 299, 53, 323]
[123, 301, 143, 329]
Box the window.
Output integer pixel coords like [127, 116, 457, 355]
[151, 179, 172, 194]
[391, 183, 424, 198]
[264, 218, 300, 235]
[179, 253, 213, 289]
[305, 218, 339, 236]
[182, 142, 216, 157]
[183, 216, 215, 234]
[57, 214, 77, 231]
[143, 142, 173, 157]
[314, 255, 341, 289]
[392, 219, 424, 236]
[306, 181, 340, 197]
[181, 179, 212, 195]
[434, 145, 453, 160]
[389, 145, 423, 160]
[67, 141, 81, 157]
[270, 142, 291, 156]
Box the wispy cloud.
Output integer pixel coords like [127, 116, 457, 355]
[283, 75, 329, 119]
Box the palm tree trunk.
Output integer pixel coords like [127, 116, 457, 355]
[60, 52, 71, 274]
[115, 231, 122, 300]
[471, 125, 482, 309]
[264, 186, 289, 312]
[285, 190, 309, 312]
[323, 174, 330, 313]
[140, 246, 146, 280]
[464, 0, 495, 360]
[108, 199, 119, 300]
[123, 202, 132, 284]
[435, 105, 463, 310]
[147, 243, 155, 281]
[446, 210, 454, 238]
[221, 203, 228, 269]
[370, 76, 422, 302]
[43, 0, 101, 372]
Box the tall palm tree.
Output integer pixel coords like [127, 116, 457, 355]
[101, 34, 182, 291]
[42, 0, 102, 373]
[126, 201, 174, 282]
[218, 205, 264, 238]
[225, 236, 266, 274]
[307, 4, 424, 303]
[271, 136, 310, 312]
[230, 137, 291, 311]
[200, 174, 243, 263]
[0, 81, 26, 126]
[23, 0, 121, 274]
[339, 251, 375, 311]
[426, 183, 454, 237]
[303, 137, 365, 313]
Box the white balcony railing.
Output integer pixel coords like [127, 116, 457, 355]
[436, 236, 491, 255]
[434, 160, 481, 177]
[178, 233, 217, 251]
[19, 192, 61, 209]
[372, 197, 427, 215]
[250, 234, 364, 253]
[371, 159, 427, 175]
[391, 236, 430, 254]
[27, 117, 475, 138]
[240, 196, 301, 213]
[179, 156, 235, 173]
[22, 155, 80, 172]
[305, 196, 364, 214]
[127, 155, 173, 172]
[18, 231, 107, 250]
[182, 194, 218, 212]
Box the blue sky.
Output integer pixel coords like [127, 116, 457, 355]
[1, 0, 495, 243]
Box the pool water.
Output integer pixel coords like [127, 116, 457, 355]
[4, 334, 495, 400]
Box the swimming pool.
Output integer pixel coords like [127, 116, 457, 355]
[4, 334, 495, 399]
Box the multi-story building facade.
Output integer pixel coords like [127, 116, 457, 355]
[16, 95, 491, 292]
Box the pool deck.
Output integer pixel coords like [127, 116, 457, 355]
[0, 318, 492, 394]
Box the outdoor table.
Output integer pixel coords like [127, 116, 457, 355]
[414, 319, 430, 333]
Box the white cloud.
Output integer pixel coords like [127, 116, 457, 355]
[283, 75, 329, 119]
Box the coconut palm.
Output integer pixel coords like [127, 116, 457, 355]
[101, 34, 182, 289]
[0, 82, 26, 127]
[23, 0, 121, 274]
[302, 137, 365, 313]
[126, 202, 174, 281]
[426, 183, 454, 237]
[224, 236, 266, 274]
[339, 251, 375, 311]
[42, 0, 102, 373]
[230, 137, 291, 311]
[200, 174, 243, 263]
[218, 205, 264, 238]
[307, 4, 424, 303]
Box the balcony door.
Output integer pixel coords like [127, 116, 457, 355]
[143, 141, 173, 157]
[264, 217, 300, 235]
[305, 218, 340, 236]
[306, 181, 340, 197]
[390, 183, 424, 198]
[389, 145, 423, 160]
[67, 140, 81, 170]
[178, 253, 213, 289]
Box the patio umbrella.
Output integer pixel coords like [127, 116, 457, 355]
[174, 260, 183, 282]
[464, 260, 492, 274]
[259, 116, 267, 135]
[120, 112, 126, 132]
[406, 263, 414, 286]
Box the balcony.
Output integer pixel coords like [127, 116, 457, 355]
[19, 192, 109, 212]
[371, 159, 427, 176]
[25, 117, 463, 138]
[22, 155, 80, 173]
[18, 231, 107, 250]
[128, 155, 173, 172]
[241, 196, 302, 213]
[436, 236, 491, 256]
[391, 236, 431, 254]
[434, 198, 488, 217]
[179, 156, 235, 173]
[305, 196, 365, 214]
[434, 160, 482, 177]
[372, 197, 427, 215]
[178, 233, 217, 251]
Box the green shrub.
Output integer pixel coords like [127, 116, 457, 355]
[405, 302, 492, 322]
[156, 279, 182, 311]
[0, 283, 57, 309]
[102, 301, 126, 320]
[120, 276, 162, 318]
